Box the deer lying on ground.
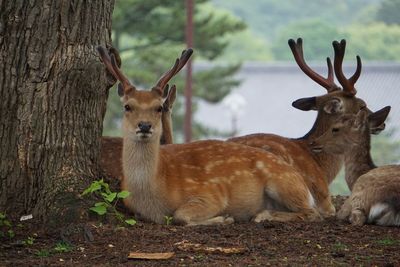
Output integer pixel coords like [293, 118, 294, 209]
[310, 107, 399, 226]
[99, 47, 179, 180]
[97, 46, 329, 225]
[228, 39, 385, 219]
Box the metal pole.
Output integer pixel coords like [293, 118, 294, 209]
[184, 0, 194, 142]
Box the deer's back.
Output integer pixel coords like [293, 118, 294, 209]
[228, 134, 331, 200]
[101, 136, 123, 180]
[353, 165, 400, 208]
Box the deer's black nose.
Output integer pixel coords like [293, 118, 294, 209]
[138, 122, 152, 133]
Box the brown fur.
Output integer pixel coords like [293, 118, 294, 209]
[228, 87, 369, 218]
[228, 39, 387, 219]
[312, 108, 400, 226]
[95, 46, 329, 225]
[100, 86, 176, 180]
[100, 136, 124, 179]
[120, 93, 323, 225]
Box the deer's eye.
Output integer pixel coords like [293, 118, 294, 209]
[156, 106, 163, 113]
[332, 128, 340, 133]
[124, 105, 132, 112]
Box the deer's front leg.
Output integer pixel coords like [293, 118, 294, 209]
[349, 208, 367, 226]
[173, 196, 234, 226]
[337, 198, 352, 221]
[318, 196, 336, 218]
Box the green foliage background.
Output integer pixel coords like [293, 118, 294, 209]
[213, 0, 400, 61]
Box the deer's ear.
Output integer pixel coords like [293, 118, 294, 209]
[292, 97, 317, 111]
[369, 106, 391, 134]
[167, 85, 177, 108]
[353, 109, 368, 130]
[323, 98, 343, 114]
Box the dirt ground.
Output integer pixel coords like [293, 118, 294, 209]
[1, 196, 400, 266]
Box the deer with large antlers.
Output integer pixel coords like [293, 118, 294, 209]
[99, 47, 178, 180]
[310, 107, 399, 226]
[97, 46, 329, 225]
[228, 39, 385, 219]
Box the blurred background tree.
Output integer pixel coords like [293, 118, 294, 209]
[213, 0, 400, 61]
[272, 19, 339, 60]
[376, 0, 400, 25]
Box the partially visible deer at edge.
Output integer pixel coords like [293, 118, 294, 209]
[310, 107, 400, 226]
[228, 39, 386, 218]
[97, 46, 333, 225]
[100, 47, 178, 180]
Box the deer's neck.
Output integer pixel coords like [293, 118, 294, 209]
[160, 111, 173, 145]
[301, 112, 335, 140]
[311, 148, 343, 184]
[122, 136, 169, 223]
[298, 114, 343, 184]
[123, 137, 160, 190]
[344, 134, 376, 191]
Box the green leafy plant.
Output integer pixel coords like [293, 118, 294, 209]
[23, 236, 35, 245]
[0, 212, 15, 239]
[54, 241, 73, 253]
[82, 179, 136, 226]
[35, 242, 73, 257]
[332, 242, 347, 251]
[376, 238, 398, 246]
[36, 249, 51, 257]
[164, 216, 173, 226]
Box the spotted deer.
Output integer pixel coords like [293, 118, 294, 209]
[100, 87, 176, 180]
[310, 107, 399, 226]
[97, 46, 330, 225]
[228, 39, 385, 218]
[99, 47, 178, 180]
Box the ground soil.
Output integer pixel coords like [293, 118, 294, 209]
[1, 196, 400, 266]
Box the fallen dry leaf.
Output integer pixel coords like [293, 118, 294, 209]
[174, 240, 246, 254]
[128, 252, 175, 260]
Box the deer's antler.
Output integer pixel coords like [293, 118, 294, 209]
[153, 48, 193, 94]
[97, 45, 136, 95]
[332, 39, 362, 96]
[289, 38, 339, 92]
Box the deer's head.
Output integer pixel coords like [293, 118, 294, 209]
[310, 106, 391, 154]
[97, 46, 193, 142]
[289, 38, 383, 134]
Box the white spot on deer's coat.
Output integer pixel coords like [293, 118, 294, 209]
[256, 161, 265, 170]
[185, 178, 198, 184]
[182, 164, 200, 170]
[225, 157, 241, 164]
[209, 177, 221, 184]
[204, 160, 226, 173]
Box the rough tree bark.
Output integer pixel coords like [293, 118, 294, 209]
[0, 0, 115, 226]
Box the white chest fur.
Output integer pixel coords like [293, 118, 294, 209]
[123, 140, 170, 224]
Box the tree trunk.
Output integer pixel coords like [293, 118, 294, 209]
[0, 0, 115, 226]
